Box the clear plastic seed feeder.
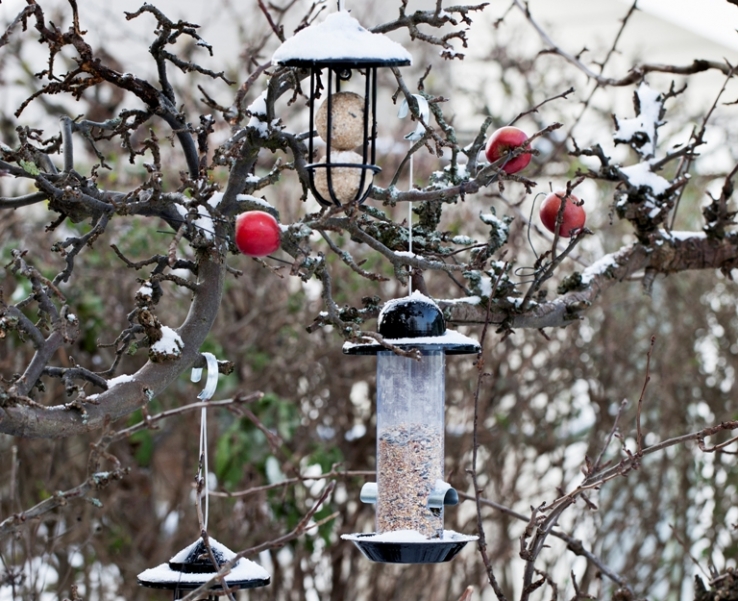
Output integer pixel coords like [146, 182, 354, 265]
[341, 292, 480, 563]
[272, 11, 412, 207]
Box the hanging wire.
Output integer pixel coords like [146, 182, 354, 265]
[408, 154, 414, 295]
[191, 352, 220, 530]
[398, 94, 429, 295]
[513, 191, 549, 283]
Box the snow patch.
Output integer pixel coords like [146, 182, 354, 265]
[150, 326, 184, 357]
[272, 11, 413, 65]
[175, 191, 224, 241]
[342, 530, 478, 543]
[437, 296, 482, 305]
[377, 291, 439, 327]
[662, 230, 707, 241]
[343, 328, 479, 352]
[480, 212, 506, 228]
[581, 254, 620, 285]
[247, 91, 269, 138]
[345, 423, 366, 441]
[619, 162, 670, 196]
[236, 194, 274, 210]
[107, 373, 136, 388]
[136, 283, 153, 298]
[613, 82, 663, 158]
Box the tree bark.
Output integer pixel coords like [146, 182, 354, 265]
[0, 250, 225, 439]
[441, 233, 738, 328]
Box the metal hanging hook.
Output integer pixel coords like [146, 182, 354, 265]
[191, 352, 219, 400]
[191, 352, 219, 530]
[398, 94, 430, 142]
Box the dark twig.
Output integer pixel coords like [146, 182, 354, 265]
[513, 0, 734, 86]
[0, 468, 127, 538]
[509, 87, 574, 126]
[636, 335, 655, 454]
[179, 482, 337, 601]
[469, 266, 509, 601]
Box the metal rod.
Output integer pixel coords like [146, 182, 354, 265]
[308, 67, 319, 202]
[325, 67, 339, 205]
[371, 67, 378, 166]
[309, 68, 316, 164]
[408, 153, 413, 293]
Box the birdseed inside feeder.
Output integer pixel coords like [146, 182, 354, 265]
[272, 10, 412, 207]
[137, 537, 270, 599]
[341, 291, 480, 563]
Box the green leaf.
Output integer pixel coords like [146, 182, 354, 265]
[19, 160, 40, 175]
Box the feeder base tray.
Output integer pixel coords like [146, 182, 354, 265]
[342, 531, 477, 564]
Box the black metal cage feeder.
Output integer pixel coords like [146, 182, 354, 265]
[272, 11, 412, 207]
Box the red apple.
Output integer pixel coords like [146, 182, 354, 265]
[235, 210, 281, 257]
[539, 191, 586, 238]
[484, 126, 531, 174]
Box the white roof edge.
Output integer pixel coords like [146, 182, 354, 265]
[272, 11, 413, 65]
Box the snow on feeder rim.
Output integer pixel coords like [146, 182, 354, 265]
[342, 531, 479, 564]
[272, 10, 412, 207]
[342, 293, 480, 563]
[137, 537, 270, 598]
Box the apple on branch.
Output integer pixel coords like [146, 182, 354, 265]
[235, 210, 281, 257]
[484, 126, 532, 174]
[539, 191, 586, 238]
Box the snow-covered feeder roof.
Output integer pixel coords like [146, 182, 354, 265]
[344, 291, 480, 356]
[272, 11, 412, 68]
[137, 537, 270, 591]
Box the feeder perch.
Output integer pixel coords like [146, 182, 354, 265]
[272, 11, 412, 207]
[137, 537, 270, 599]
[342, 292, 480, 563]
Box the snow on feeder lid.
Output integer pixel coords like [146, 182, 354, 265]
[342, 293, 480, 563]
[272, 10, 412, 207]
[343, 291, 481, 356]
[137, 537, 270, 599]
[271, 11, 412, 68]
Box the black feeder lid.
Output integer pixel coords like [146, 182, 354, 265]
[342, 532, 478, 564]
[137, 537, 270, 593]
[271, 11, 412, 69]
[343, 292, 481, 356]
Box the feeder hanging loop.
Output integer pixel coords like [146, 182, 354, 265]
[191, 352, 219, 400]
[191, 351, 219, 530]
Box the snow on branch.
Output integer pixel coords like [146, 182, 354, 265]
[613, 82, 664, 159]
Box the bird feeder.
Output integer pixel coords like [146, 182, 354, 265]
[341, 292, 480, 563]
[137, 537, 270, 599]
[272, 10, 412, 207]
[137, 354, 270, 599]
